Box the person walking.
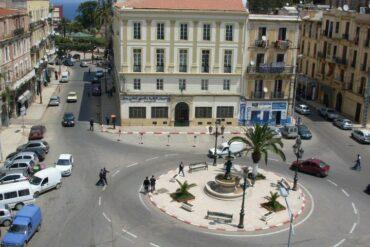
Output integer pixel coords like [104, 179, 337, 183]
[353, 154, 362, 171]
[105, 115, 110, 126]
[102, 167, 109, 185]
[150, 175, 156, 192]
[89, 118, 94, 131]
[178, 161, 185, 177]
[111, 115, 116, 129]
[97, 169, 104, 186]
[143, 177, 150, 193]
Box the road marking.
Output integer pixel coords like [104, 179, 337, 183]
[102, 185, 106, 191]
[268, 158, 279, 162]
[98, 196, 101, 206]
[146, 156, 158, 162]
[341, 189, 349, 197]
[138, 185, 151, 212]
[102, 212, 111, 223]
[351, 202, 358, 215]
[112, 170, 120, 177]
[349, 222, 357, 234]
[326, 179, 338, 187]
[122, 228, 137, 238]
[165, 153, 178, 157]
[127, 162, 138, 168]
[150, 243, 161, 247]
[333, 238, 346, 247]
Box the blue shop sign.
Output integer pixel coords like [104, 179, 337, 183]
[272, 102, 287, 110]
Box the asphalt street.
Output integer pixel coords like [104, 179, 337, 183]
[23, 62, 370, 247]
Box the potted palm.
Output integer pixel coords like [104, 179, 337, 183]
[170, 180, 196, 202]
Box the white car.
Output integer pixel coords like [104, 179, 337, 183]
[268, 126, 282, 138]
[208, 141, 244, 158]
[351, 129, 370, 144]
[295, 104, 311, 115]
[29, 167, 62, 197]
[95, 70, 104, 78]
[55, 154, 74, 176]
[67, 92, 77, 103]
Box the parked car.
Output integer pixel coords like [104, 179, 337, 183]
[63, 59, 74, 66]
[208, 142, 244, 158]
[48, 96, 60, 106]
[0, 204, 13, 227]
[281, 125, 298, 139]
[1, 204, 42, 247]
[28, 125, 46, 140]
[1, 159, 36, 174]
[297, 124, 312, 139]
[29, 167, 62, 198]
[67, 92, 77, 102]
[333, 118, 353, 130]
[21, 149, 46, 162]
[295, 104, 311, 115]
[290, 158, 330, 177]
[80, 61, 88, 67]
[60, 71, 69, 83]
[268, 126, 282, 138]
[365, 184, 370, 195]
[92, 84, 101, 96]
[55, 154, 74, 176]
[91, 76, 100, 84]
[0, 181, 35, 210]
[72, 54, 80, 60]
[351, 129, 370, 144]
[95, 69, 104, 78]
[319, 107, 338, 120]
[17, 140, 49, 154]
[0, 171, 29, 184]
[62, 112, 75, 127]
[4, 151, 39, 167]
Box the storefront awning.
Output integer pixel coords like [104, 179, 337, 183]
[12, 70, 35, 90]
[17, 90, 32, 104]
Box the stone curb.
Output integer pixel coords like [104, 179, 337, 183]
[100, 127, 241, 135]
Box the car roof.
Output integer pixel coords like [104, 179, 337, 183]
[61, 71, 68, 75]
[58, 154, 72, 160]
[0, 181, 31, 191]
[33, 167, 59, 178]
[50, 96, 59, 99]
[13, 151, 35, 157]
[358, 129, 370, 134]
[11, 159, 34, 164]
[299, 104, 308, 107]
[27, 140, 44, 144]
[307, 158, 324, 164]
[68, 91, 76, 94]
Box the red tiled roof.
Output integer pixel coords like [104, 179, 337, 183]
[115, 0, 246, 12]
[0, 8, 24, 17]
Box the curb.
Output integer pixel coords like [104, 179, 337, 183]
[100, 129, 241, 135]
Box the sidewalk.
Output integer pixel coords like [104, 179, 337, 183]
[0, 124, 30, 161]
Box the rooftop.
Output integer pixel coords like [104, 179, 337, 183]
[0, 7, 25, 17]
[115, 0, 246, 12]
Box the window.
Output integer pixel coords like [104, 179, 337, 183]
[156, 79, 163, 90]
[179, 79, 186, 91]
[133, 22, 141, 39]
[151, 107, 168, 118]
[203, 24, 211, 41]
[224, 50, 232, 73]
[352, 50, 357, 68]
[276, 54, 284, 63]
[179, 49, 187, 72]
[223, 79, 230, 90]
[201, 79, 208, 90]
[0, 194, 2, 200]
[156, 49, 165, 72]
[157, 23, 165, 40]
[4, 191, 17, 199]
[180, 23, 188, 40]
[217, 106, 234, 118]
[362, 53, 368, 71]
[133, 49, 142, 72]
[274, 80, 282, 92]
[278, 27, 287, 40]
[258, 27, 266, 39]
[195, 107, 212, 118]
[129, 107, 146, 118]
[41, 178, 48, 186]
[335, 22, 339, 33]
[201, 50, 210, 73]
[225, 24, 233, 41]
[133, 78, 141, 90]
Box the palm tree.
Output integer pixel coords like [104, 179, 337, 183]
[95, 3, 112, 42]
[59, 18, 68, 37]
[266, 191, 280, 210]
[175, 180, 196, 195]
[229, 124, 286, 177]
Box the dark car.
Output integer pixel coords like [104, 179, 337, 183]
[365, 184, 370, 195]
[62, 112, 75, 127]
[290, 158, 330, 177]
[28, 125, 46, 140]
[91, 76, 100, 84]
[297, 125, 312, 140]
[92, 84, 101, 96]
[72, 54, 81, 60]
[63, 59, 74, 66]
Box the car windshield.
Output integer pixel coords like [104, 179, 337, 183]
[29, 176, 42, 185]
[8, 224, 27, 233]
[319, 162, 327, 168]
[50, 96, 58, 100]
[57, 159, 70, 166]
[64, 114, 74, 120]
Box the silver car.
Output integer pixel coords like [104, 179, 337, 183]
[351, 129, 370, 144]
[2, 159, 35, 173]
[0, 204, 13, 227]
[4, 151, 39, 167]
[319, 107, 338, 120]
[0, 171, 28, 184]
[295, 104, 311, 115]
[48, 96, 60, 106]
[333, 118, 353, 130]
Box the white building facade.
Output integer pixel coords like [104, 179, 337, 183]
[113, 0, 248, 126]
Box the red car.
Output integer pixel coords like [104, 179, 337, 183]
[28, 125, 46, 140]
[290, 158, 330, 177]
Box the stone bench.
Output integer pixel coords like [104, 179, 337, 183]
[261, 211, 275, 223]
[181, 202, 194, 212]
[188, 162, 208, 173]
[206, 211, 233, 223]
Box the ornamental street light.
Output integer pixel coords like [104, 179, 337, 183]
[292, 136, 304, 191]
[212, 118, 222, 166]
[238, 170, 250, 229]
[278, 185, 294, 247]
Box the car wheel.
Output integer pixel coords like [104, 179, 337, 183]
[3, 219, 11, 227]
[36, 222, 41, 232]
[15, 203, 24, 210]
[316, 172, 322, 177]
[34, 192, 40, 198]
[56, 183, 61, 189]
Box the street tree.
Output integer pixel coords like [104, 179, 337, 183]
[76, 1, 99, 30]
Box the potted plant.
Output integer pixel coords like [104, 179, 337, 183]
[170, 180, 196, 202]
[261, 191, 286, 212]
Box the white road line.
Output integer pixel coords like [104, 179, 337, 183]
[351, 202, 358, 215]
[98, 196, 101, 206]
[150, 243, 161, 247]
[138, 185, 151, 212]
[102, 212, 111, 223]
[112, 170, 120, 177]
[327, 179, 338, 187]
[341, 189, 350, 197]
[127, 162, 138, 168]
[122, 228, 138, 238]
[165, 153, 178, 157]
[102, 185, 106, 191]
[268, 158, 279, 162]
[333, 238, 346, 247]
[146, 156, 158, 162]
[349, 222, 357, 234]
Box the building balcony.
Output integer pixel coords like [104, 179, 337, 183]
[342, 82, 353, 91]
[365, 39, 369, 48]
[250, 91, 265, 99]
[224, 66, 232, 73]
[201, 66, 209, 73]
[270, 91, 285, 99]
[274, 40, 291, 50]
[353, 36, 359, 45]
[323, 29, 328, 36]
[334, 57, 347, 65]
[13, 28, 25, 36]
[133, 65, 141, 72]
[179, 66, 187, 73]
[317, 52, 325, 59]
[342, 33, 349, 40]
[254, 39, 268, 48]
[156, 66, 164, 72]
[30, 20, 44, 30]
[247, 63, 293, 74]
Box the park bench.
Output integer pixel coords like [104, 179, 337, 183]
[261, 211, 275, 223]
[181, 202, 194, 212]
[188, 162, 208, 173]
[206, 211, 233, 223]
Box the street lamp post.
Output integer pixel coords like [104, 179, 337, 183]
[213, 119, 221, 166]
[238, 171, 249, 229]
[278, 185, 294, 247]
[292, 136, 304, 191]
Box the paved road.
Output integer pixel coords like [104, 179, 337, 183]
[22, 63, 370, 247]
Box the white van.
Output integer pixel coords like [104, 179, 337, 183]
[0, 181, 35, 210]
[29, 167, 62, 197]
[60, 71, 69, 83]
[208, 141, 245, 157]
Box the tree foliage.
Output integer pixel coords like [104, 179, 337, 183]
[76, 1, 99, 30]
[249, 0, 299, 13]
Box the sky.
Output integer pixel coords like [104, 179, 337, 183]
[51, 0, 97, 20]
